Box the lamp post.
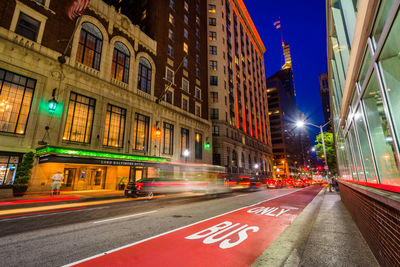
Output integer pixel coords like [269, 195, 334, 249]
[183, 149, 190, 163]
[296, 120, 330, 171]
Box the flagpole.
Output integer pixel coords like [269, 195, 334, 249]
[279, 17, 284, 47]
[58, 16, 82, 64]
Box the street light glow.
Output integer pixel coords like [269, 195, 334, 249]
[183, 149, 190, 157]
[254, 164, 259, 169]
[311, 147, 316, 152]
[296, 120, 305, 128]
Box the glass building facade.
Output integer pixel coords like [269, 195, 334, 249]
[328, 0, 400, 187]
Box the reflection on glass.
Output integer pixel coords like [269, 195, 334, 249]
[358, 48, 372, 88]
[363, 72, 400, 185]
[349, 125, 365, 181]
[345, 137, 358, 180]
[372, 0, 395, 45]
[355, 106, 377, 183]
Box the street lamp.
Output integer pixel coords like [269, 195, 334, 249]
[254, 164, 259, 169]
[183, 149, 190, 163]
[311, 147, 316, 152]
[296, 120, 331, 171]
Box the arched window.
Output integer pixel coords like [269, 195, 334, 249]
[137, 57, 152, 94]
[77, 22, 103, 70]
[111, 41, 130, 83]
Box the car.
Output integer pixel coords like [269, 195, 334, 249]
[267, 179, 283, 189]
[293, 180, 305, 188]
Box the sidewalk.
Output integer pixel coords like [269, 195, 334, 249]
[254, 188, 379, 267]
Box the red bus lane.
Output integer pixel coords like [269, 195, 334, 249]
[73, 186, 322, 267]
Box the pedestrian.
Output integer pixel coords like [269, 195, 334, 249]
[334, 177, 339, 192]
[51, 171, 64, 196]
[328, 176, 333, 192]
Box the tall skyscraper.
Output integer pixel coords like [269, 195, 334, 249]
[282, 42, 292, 70]
[318, 72, 331, 132]
[207, 0, 273, 177]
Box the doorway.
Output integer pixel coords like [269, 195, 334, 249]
[63, 168, 77, 190]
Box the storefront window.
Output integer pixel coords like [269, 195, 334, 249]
[195, 133, 202, 159]
[371, 0, 395, 46]
[133, 113, 150, 152]
[0, 69, 35, 134]
[163, 122, 174, 155]
[379, 10, 400, 165]
[349, 125, 365, 181]
[363, 72, 400, 185]
[103, 104, 126, 148]
[0, 156, 19, 185]
[181, 128, 189, 156]
[354, 106, 377, 183]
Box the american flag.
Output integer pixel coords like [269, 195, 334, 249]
[273, 19, 281, 29]
[68, 0, 90, 20]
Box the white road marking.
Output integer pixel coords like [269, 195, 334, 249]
[0, 207, 109, 222]
[92, 210, 158, 224]
[64, 188, 310, 266]
[233, 194, 249, 197]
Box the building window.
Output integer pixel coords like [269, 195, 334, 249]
[111, 42, 130, 83]
[166, 68, 174, 83]
[169, 13, 174, 24]
[195, 104, 201, 117]
[209, 17, 216, 26]
[168, 44, 174, 57]
[196, 54, 200, 64]
[196, 27, 200, 37]
[0, 69, 35, 134]
[184, 28, 188, 39]
[182, 97, 189, 111]
[209, 31, 217, 41]
[141, 10, 147, 21]
[209, 46, 217, 55]
[183, 42, 188, 54]
[210, 60, 217, 70]
[34, 0, 45, 4]
[184, 14, 188, 24]
[183, 57, 188, 69]
[182, 78, 189, 92]
[137, 57, 152, 94]
[15, 12, 40, 42]
[168, 29, 174, 40]
[103, 104, 126, 148]
[196, 16, 200, 25]
[133, 113, 150, 151]
[163, 122, 174, 155]
[196, 67, 200, 78]
[196, 40, 200, 50]
[184, 1, 189, 12]
[210, 76, 218, 86]
[209, 4, 216, 13]
[212, 126, 220, 136]
[63, 92, 96, 143]
[195, 87, 201, 99]
[170, 0, 175, 9]
[195, 133, 202, 159]
[196, 2, 200, 13]
[210, 108, 219, 120]
[166, 90, 173, 104]
[76, 22, 103, 70]
[181, 128, 189, 156]
[210, 92, 218, 103]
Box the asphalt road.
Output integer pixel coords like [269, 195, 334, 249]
[0, 188, 302, 266]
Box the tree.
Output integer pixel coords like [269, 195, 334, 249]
[314, 132, 337, 174]
[14, 151, 34, 184]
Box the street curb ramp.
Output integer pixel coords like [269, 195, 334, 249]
[252, 188, 326, 267]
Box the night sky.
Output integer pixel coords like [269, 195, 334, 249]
[245, 1, 328, 145]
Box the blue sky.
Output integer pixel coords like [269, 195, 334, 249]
[245, 1, 328, 145]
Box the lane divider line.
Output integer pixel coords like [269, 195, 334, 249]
[0, 207, 87, 220]
[93, 210, 159, 224]
[64, 188, 306, 267]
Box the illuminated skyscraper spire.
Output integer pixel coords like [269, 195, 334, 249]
[273, 17, 292, 69]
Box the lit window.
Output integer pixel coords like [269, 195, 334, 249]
[76, 22, 103, 70]
[163, 122, 174, 155]
[111, 42, 130, 83]
[183, 42, 188, 53]
[141, 10, 147, 21]
[168, 29, 174, 40]
[195, 133, 202, 159]
[133, 113, 150, 152]
[208, 4, 216, 13]
[0, 69, 35, 135]
[63, 92, 96, 143]
[137, 57, 152, 94]
[210, 60, 217, 70]
[184, 1, 189, 12]
[103, 104, 126, 148]
[209, 31, 217, 41]
[182, 78, 189, 92]
[196, 16, 200, 25]
[181, 128, 189, 156]
[169, 13, 174, 24]
[15, 12, 40, 42]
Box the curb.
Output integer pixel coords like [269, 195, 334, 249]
[252, 187, 326, 267]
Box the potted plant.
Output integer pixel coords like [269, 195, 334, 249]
[12, 151, 34, 197]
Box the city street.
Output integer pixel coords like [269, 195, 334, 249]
[0, 186, 321, 266]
